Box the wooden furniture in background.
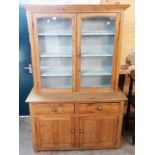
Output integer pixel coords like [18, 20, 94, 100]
[25, 4, 129, 151]
[125, 70, 135, 145]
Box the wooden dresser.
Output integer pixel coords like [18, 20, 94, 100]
[25, 4, 129, 151]
[26, 90, 127, 151]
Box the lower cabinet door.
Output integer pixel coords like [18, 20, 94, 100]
[34, 116, 75, 149]
[79, 116, 118, 147]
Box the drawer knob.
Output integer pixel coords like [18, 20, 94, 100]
[51, 108, 57, 112]
[71, 129, 75, 133]
[80, 129, 84, 133]
[96, 106, 103, 111]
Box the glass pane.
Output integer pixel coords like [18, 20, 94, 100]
[37, 17, 72, 88]
[80, 16, 115, 88]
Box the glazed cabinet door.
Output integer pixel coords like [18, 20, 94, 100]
[79, 116, 118, 148]
[34, 116, 75, 149]
[32, 13, 76, 93]
[77, 13, 120, 92]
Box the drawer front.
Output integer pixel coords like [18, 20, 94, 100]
[79, 103, 120, 114]
[33, 103, 74, 115]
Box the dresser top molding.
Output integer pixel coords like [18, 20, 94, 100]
[24, 4, 130, 12]
[26, 89, 127, 103]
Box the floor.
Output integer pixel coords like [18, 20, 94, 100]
[19, 117, 135, 155]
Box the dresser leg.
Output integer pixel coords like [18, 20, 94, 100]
[33, 146, 39, 152]
[115, 143, 121, 149]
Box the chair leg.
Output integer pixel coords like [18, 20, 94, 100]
[132, 134, 135, 145]
[125, 77, 134, 130]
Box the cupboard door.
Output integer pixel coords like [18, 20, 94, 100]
[79, 116, 118, 147]
[33, 14, 76, 92]
[35, 116, 75, 149]
[77, 13, 120, 92]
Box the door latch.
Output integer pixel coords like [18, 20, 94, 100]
[24, 64, 32, 74]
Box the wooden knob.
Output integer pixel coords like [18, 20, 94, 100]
[80, 129, 84, 133]
[96, 106, 103, 111]
[51, 108, 57, 112]
[71, 129, 75, 133]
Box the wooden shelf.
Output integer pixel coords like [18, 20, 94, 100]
[82, 68, 112, 76]
[40, 53, 112, 58]
[38, 32, 72, 36]
[40, 53, 72, 58]
[41, 72, 72, 77]
[82, 53, 113, 57]
[38, 31, 114, 36]
[82, 31, 114, 36]
[42, 84, 71, 88]
[41, 67, 112, 77]
[81, 84, 111, 88]
[41, 67, 72, 77]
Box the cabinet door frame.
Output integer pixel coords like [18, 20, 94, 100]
[32, 13, 77, 93]
[34, 116, 75, 149]
[79, 115, 119, 148]
[76, 13, 121, 92]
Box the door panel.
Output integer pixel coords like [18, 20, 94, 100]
[79, 116, 118, 147]
[35, 116, 75, 148]
[77, 13, 120, 92]
[19, 6, 33, 115]
[33, 13, 76, 92]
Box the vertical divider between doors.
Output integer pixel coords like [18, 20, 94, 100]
[75, 102, 80, 147]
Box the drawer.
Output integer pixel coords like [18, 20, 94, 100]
[79, 103, 120, 114]
[33, 103, 74, 115]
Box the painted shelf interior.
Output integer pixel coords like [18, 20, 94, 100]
[37, 16, 115, 88]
